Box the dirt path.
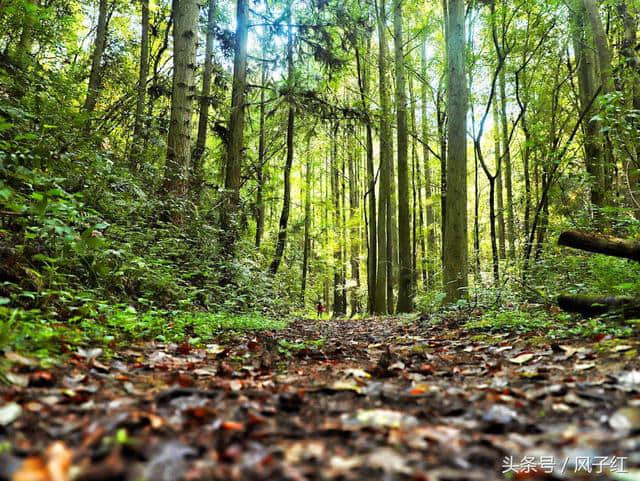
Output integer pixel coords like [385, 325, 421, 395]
[2, 317, 640, 480]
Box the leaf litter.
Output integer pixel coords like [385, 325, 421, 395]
[1, 317, 640, 480]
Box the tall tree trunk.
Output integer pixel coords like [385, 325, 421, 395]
[473, 128, 481, 280]
[161, 0, 200, 199]
[355, 42, 376, 312]
[439, 0, 448, 274]
[222, 0, 249, 247]
[301, 136, 312, 304]
[374, 0, 391, 314]
[394, 0, 412, 312]
[323, 147, 330, 305]
[493, 99, 506, 260]
[255, 63, 268, 248]
[583, 0, 613, 93]
[422, 40, 436, 286]
[144, 7, 172, 154]
[130, 0, 150, 169]
[570, 0, 606, 208]
[498, 68, 515, 259]
[341, 130, 349, 312]
[14, 0, 36, 67]
[348, 126, 361, 315]
[83, 0, 110, 116]
[411, 78, 426, 286]
[583, 0, 615, 193]
[443, 0, 468, 302]
[332, 124, 347, 317]
[192, 0, 217, 184]
[270, 7, 295, 275]
[618, 1, 640, 214]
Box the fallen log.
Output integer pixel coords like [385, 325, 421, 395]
[558, 230, 640, 261]
[557, 295, 640, 318]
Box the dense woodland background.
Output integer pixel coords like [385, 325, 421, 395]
[1, 0, 640, 351]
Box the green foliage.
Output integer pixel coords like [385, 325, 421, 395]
[0, 304, 285, 358]
[277, 337, 325, 356]
[465, 308, 555, 333]
[414, 290, 446, 314]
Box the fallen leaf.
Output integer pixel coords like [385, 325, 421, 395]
[574, 362, 596, 371]
[221, 421, 244, 431]
[509, 353, 535, 365]
[344, 368, 371, 379]
[367, 447, 411, 474]
[343, 409, 418, 429]
[327, 380, 361, 393]
[610, 407, 640, 431]
[0, 402, 22, 426]
[12, 442, 72, 481]
[613, 345, 633, 353]
[6, 372, 29, 387]
[5, 352, 38, 366]
[76, 348, 103, 360]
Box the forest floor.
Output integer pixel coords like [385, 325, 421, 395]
[2, 316, 640, 481]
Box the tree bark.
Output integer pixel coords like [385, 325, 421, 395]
[494, 99, 506, 260]
[558, 295, 640, 317]
[558, 230, 640, 261]
[14, 0, 36, 67]
[83, 0, 111, 116]
[499, 67, 515, 259]
[301, 136, 312, 304]
[412, 78, 427, 286]
[355, 41, 376, 313]
[222, 0, 249, 247]
[570, 0, 605, 208]
[443, 0, 468, 302]
[269, 6, 295, 275]
[255, 63, 268, 248]
[192, 0, 217, 184]
[583, 0, 613, 93]
[332, 124, 347, 317]
[421, 38, 435, 287]
[348, 125, 361, 315]
[374, 0, 391, 314]
[161, 0, 200, 199]
[394, 0, 412, 312]
[130, 0, 150, 169]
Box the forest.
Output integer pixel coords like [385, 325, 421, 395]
[1, 0, 640, 479]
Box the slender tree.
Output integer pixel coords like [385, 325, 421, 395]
[374, 0, 391, 314]
[348, 125, 361, 315]
[301, 135, 312, 304]
[570, 0, 605, 208]
[83, 0, 111, 116]
[394, 0, 413, 312]
[498, 67, 515, 258]
[421, 39, 436, 286]
[270, 4, 295, 275]
[255, 63, 268, 248]
[192, 0, 218, 185]
[443, 0, 468, 302]
[355, 40, 376, 312]
[130, 0, 150, 169]
[222, 0, 249, 246]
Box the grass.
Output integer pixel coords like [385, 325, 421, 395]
[463, 307, 637, 340]
[464, 309, 555, 333]
[0, 306, 287, 360]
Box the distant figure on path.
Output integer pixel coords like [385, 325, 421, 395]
[316, 301, 325, 319]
